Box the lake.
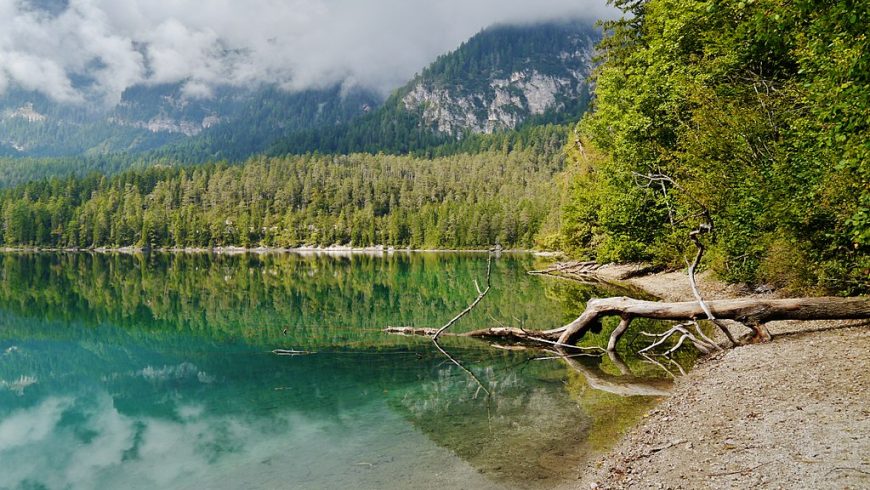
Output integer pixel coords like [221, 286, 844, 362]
[0, 252, 691, 489]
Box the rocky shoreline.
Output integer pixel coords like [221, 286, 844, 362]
[556, 264, 869, 489]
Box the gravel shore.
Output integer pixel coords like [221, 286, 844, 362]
[558, 264, 870, 489]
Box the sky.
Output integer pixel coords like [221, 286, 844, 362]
[0, 0, 616, 106]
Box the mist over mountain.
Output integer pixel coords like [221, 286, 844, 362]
[0, 0, 615, 104]
[0, 82, 381, 158]
[272, 20, 599, 155]
[0, 17, 600, 161]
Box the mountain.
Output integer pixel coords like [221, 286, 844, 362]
[0, 88, 180, 157]
[402, 20, 597, 135]
[0, 83, 380, 159]
[271, 20, 599, 155]
[0, 19, 598, 165]
[147, 84, 380, 162]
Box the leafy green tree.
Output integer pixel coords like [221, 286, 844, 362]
[562, 0, 869, 294]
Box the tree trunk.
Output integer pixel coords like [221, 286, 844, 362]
[556, 296, 870, 347]
[385, 297, 870, 351]
[386, 296, 869, 352]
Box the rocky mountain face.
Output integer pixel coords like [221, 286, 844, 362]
[399, 22, 597, 137]
[272, 20, 600, 156]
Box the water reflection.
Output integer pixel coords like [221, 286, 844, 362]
[0, 392, 512, 490]
[0, 253, 691, 489]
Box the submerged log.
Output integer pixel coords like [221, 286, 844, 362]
[385, 326, 562, 343]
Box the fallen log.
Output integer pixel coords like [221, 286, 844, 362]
[556, 296, 870, 348]
[387, 296, 870, 352]
[385, 326, 563, 343]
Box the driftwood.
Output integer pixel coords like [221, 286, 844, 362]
[272, 349, 315, 356]
[388, 295, 870, 353]
[528, 261, 601, 276]
[386, 326, 562, 343]
[556, 296, 870, 347]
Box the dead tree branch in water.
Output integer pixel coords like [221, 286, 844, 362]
[528, 261, 600, 276]
[388, 278, 869, 355]
[388, 252, 497, 397]
[433, 252, 493, 340]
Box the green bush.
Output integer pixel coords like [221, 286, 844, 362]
[558, 0, 868, 294]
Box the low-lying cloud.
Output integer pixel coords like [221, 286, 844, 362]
[0, 0, 616, 106]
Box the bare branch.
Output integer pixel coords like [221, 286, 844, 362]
[433, 252, 493, 340]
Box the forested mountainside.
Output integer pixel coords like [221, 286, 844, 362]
[557, 0, 868, 294]
[0, 2, 864, 296]
[0, 83, 380, 159]
[0, 126, 569, 250]
[0, 20, 597, 165]
[0, 124, 568, 189]
[270, 20, 599, 155]
[0, 88, 184, 156]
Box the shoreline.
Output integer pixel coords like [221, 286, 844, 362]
[0, 245, 562, 257]
[558, 263, 870, 489]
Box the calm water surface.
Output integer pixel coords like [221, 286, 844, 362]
[0, 252, 691, 489]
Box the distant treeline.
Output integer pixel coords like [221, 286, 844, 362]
[0, 124, 570, 188]
[0, 154, 152, 189]
[0, 144, 565, 249]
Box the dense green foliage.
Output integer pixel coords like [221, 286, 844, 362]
[0, 123, 570, 189]
[0, 145, 564, 249]
[560, 0, 869, 294]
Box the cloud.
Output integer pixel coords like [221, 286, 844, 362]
[0, 0, 616, 106]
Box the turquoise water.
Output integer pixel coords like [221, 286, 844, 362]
[0, 252, 683, 489]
